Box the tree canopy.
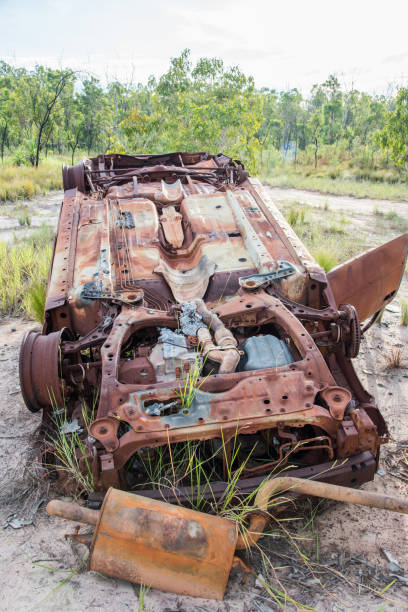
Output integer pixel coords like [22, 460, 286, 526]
[0, 50, 404, 174]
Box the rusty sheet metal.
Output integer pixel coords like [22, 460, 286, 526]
[327, 234, 408, 321]
[160, 206, 184, 248]
[19, 151, 404, 496]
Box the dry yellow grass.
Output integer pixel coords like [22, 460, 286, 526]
[0, 157, 66, 202]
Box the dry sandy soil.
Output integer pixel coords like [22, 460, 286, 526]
[1, 188, 408, 611]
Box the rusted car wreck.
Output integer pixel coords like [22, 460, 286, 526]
[20, 152, 408, 598]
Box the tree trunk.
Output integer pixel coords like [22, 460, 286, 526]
[35, 123, 44, 167]
[0, 125, 7, 164]
[314, 137, 318, 169]
[71, 142, 78, 166]
[294, 124, 298, 165]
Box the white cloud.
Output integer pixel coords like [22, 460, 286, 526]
[0, 0, 407, 93]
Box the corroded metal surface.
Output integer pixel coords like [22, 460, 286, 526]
[20, 151, 408, 494]
[327, 234, 408, 321]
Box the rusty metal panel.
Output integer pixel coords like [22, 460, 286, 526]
[327, 234, 408, 321]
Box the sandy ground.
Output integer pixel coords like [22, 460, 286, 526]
[0, 191, 61, 242]
[265, 186, 408, 223]
[1, 188, 408, 611]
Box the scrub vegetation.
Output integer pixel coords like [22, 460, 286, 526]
[282, 200, 362, 272]
[0, 224, 53, 319]
[0, 52, 407, 201]
[0, 158, 62, 202]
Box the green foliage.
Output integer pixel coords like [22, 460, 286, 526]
[313, 249, 338, 272]
[121, 49, 264, 172]
[49, 406, 95, 496]
[287, 206, 306, 227]
[24, 279, 47, 322]
[0, 224, 53, 317]
[17, 211, 31, 226]
[377, 88, 408, 173]
[176, 355, 211, 409]
[0, 52, 406, 188]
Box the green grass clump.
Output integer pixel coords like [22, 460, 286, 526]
[0, 157, 63, 202]
[177, 355, 211, 409]
[0, 224, 53, 319]
[24, 279, 47, 322]
[18, 212, 31, 226]
[401, 300, 408, 326]
[287, 206, 306, 227]
[312, 249, 338, 272]
[48, 405, 95, 496]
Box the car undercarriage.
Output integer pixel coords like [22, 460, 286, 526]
[19, 151, 408, 502]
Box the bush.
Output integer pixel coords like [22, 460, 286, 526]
[11, 144, 36, 167]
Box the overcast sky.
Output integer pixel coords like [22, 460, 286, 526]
[1, 0, 407, 94]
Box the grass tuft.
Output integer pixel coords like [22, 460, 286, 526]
[177, 354, 211, 409]
[24, 280, 47, 323]
[0, 224, 53, 319]
[47, 405, 95, 497]
[400, 300, 408, 326]
[313, 249, 338, 272]
[384, 347, 406, 369]
[18, 212, 31, 226]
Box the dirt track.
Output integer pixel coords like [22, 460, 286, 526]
[1, 188, 408, 611]
[266, 185, 408, 222]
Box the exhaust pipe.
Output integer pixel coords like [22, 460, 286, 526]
[235, 476, 408, 548]
[47, 478, 408, 600]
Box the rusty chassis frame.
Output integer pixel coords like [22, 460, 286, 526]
[20, 151, 408, 500]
